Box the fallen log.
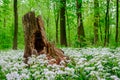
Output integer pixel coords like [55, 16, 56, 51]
[22, 12, 68, 65]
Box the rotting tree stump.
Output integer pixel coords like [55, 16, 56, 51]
[22, 12, 68, 65]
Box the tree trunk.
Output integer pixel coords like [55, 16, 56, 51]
[76, 0, 85, 47]
[66, 10, 71, 46]
[13, 0, 18, 50]
[115, 0, 119, 45]
[56, 12, 59, 43]
[104, 0, 110, 46]
[22, 12, 68, 65]
[99, 25, 103, 42]
[60, 0, 67, 46]
[53, 3, 59, 44]
[94, 0, 99, 44]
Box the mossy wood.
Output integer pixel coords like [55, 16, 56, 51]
[22, 12, 67, 64]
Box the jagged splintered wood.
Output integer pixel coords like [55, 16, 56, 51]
[22, 12, 68, 65]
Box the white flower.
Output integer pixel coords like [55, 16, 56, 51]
[21, 69, 29, 74]
[28, 57, 36, 64]
[56, 70, 66, 75]
[60, 60, 65, 65]
[65, 67, 74, 75]
[20, 73, 29, 79]
[77, 58, 87, 65]
[84, 67, 95, 71]
[31, 64, 38, 68]
[37, 54, 47, 59]
[44, 71, 56, 80]
[97, 64, 104, 71]
[6, 72, 20, 80]
[89, 71, 99, 76]
[44, 69, 49, 72]
[32, 71, 40, 77]
[111, 75, 120, 80]
[112, 67, 119, 70]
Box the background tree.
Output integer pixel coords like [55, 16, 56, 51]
[76, 0, 85, 47]
[13, 0, 18, 49]
[94, 0, 99, 45]
[60, 0, 67, 46]
[66, 8, 70, 46]
[53, 1, 60, 44]
[115, 0, 119, 45]
[55, 9, 59, 44]
[104, 0, 110, 46]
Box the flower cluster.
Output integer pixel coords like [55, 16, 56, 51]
[0, 48, 120, 80]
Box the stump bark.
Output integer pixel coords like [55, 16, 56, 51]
[22, 12, 67, 64]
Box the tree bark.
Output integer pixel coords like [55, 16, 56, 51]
[66, 10, 70, 46]
[104, 0, 110, 46]
[53, 3, 59, 44]
[13, 0, 18, 50]
[22, 12, 67, 65]
[60, 0, 67, 46]
[76, 0, 85, 47]
[99, 24, 103, 42]
[56, 12, 59, 43]
[115, 0, 119, 45]
[94, 0, 99, 44]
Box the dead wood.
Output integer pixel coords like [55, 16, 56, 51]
[22, 12, 68, 65]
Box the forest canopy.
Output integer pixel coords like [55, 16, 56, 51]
[0, 0, 119, 49]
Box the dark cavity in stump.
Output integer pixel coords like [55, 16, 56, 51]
[34, 31, 44, 53]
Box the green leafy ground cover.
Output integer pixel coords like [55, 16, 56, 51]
[0, 48, 120, 80]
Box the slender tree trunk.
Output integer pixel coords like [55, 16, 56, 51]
[66, 10, 70, 46]
[56, 12, 59, 43]
[60, 0, 67, 46]
[53, 3, 59, 44]
[104, 16, 107, 46]
[99, 22, 102, 42]
[13, 0, 18, 50]
[94, 0, 99, 44]
[115, 0, 119, 45]
[76, 0, 85, 47]
[104, 0, 110, 46]
[107, 8, 110, 44]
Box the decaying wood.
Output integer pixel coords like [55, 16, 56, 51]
[22, 12, 68, 65]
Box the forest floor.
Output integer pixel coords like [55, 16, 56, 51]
[0, 48, 120, 80]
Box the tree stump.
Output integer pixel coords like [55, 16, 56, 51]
[22, 12, 68, 65]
